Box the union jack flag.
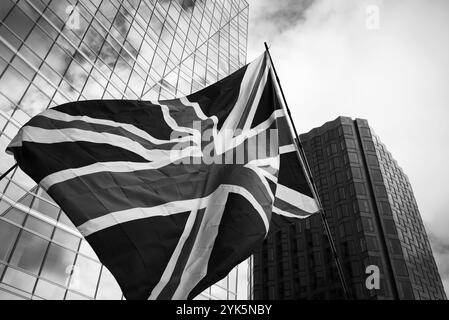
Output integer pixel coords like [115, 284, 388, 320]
[6, 53, 319, 300]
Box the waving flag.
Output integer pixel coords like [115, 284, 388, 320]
[6, 53, 318, 300]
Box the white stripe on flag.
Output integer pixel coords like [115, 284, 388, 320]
[171, 188, 229, 299]
[275, 184, 319, 214]
[279, 144, 296, 154]
[39, 147, 201, 189]
[17, 126, 197, 163]
[242, 65, 270, 132]
[148, 209, 199, 300]
[41, 109, 191, 145]
[77, 184, 270, 237]
[272, 206, 312, 219]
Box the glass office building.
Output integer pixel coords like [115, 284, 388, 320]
[251, 117, 446, 300]
[0, 0, 249, 300]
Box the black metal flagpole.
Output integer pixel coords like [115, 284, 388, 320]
[264, 42, 351, 299]
[0, 163, 18, 182]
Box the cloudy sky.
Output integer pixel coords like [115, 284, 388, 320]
[245, 0, 449, 297]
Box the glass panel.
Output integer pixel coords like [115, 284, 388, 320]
[96, 267, 122, 300]
[1, 207, 26, 225]
[210, 284, 228, 299]
[69, 255, 100, 298]
[228, 268, 237, 293]
[40, 243, 76, 286]
[0, 66, 29, 105]
[34, 279, 65, 300]
[24, 215, 54, 238]
[0, 288, 26, 300]
[18, 193, 33, 207]
[65, 290, 89, 300]
[0, 220, 20, 261]
[52, 228, 80, 251]
[58, 211, 76, 229]
[9, 231, 48, 274]
[3, 5, 35, 40]
[31, 190, 60, 220]
[2, 267, 36, 293]
[79, 240, 97, 260]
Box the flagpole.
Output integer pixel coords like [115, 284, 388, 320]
[264, 42, 351, 299]
[0, 163, 17, 182]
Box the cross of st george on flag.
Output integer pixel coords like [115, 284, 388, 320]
[6, 52, 319, 300]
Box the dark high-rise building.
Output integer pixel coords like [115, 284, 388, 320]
[250, 116, 446, 300]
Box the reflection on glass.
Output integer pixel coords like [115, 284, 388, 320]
[216, 277, 227, 290]
[34, 279, 66, 300]
[70, 255, 100, 297]
[40, 243, 76, 286]
[96, 267, 122, 300]
[32, 189, 60, 220]
[9, 231, 48, 275]
[228, 268, 237, 293]
[0, 288, 25, 300]
[65, 291, 89, 300]
[58, 211, 76, 229]
[2, 207, 26, 225]
[18, 193, 33, 207]
[0, 220, 19, 261]
[2, 267, 36, 293]
[194, 294, 208, 300]
[24, 216, 54, 238]
[210, 284, 228, 300]
[52, 228, 80, 251]
[79, 239, 98, 260]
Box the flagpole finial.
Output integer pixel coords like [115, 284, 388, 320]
[264, 42, 270, 52]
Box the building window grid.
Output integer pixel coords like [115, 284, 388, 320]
[2, 0, 135, 104]
[26, 0, 142, 99]
[139, 1, 248, 99]
[70, 0, 161, 98]
[0, 0, 248, 300]
[0, 4, 247, 150]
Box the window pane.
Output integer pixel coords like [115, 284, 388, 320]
[9, 231, 48, 274]
[41, 243, 76, 286]
[2, 267, 36, 293]
[69, 255, 100, 298]
[52, 228, 80, 251]
[0, 288, 26, 300]
[65, 290, 89, 300]
[58, 211, 76, 229]
[24, 216, 54, 238]
[210, 285, 228, 299]
[0, 220, 20, 261]
[1, 207, 27, 225]
[96, 267, 122, 300]
[34, 279, 65, 300]
[31, 190, 60, 220]
[78, 240, 97, 260]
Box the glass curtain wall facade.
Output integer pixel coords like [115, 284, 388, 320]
[0, 0, 249, 300]
[251, 117, 446, 300]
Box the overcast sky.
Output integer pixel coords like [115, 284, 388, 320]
[244, 0, 449, 297]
